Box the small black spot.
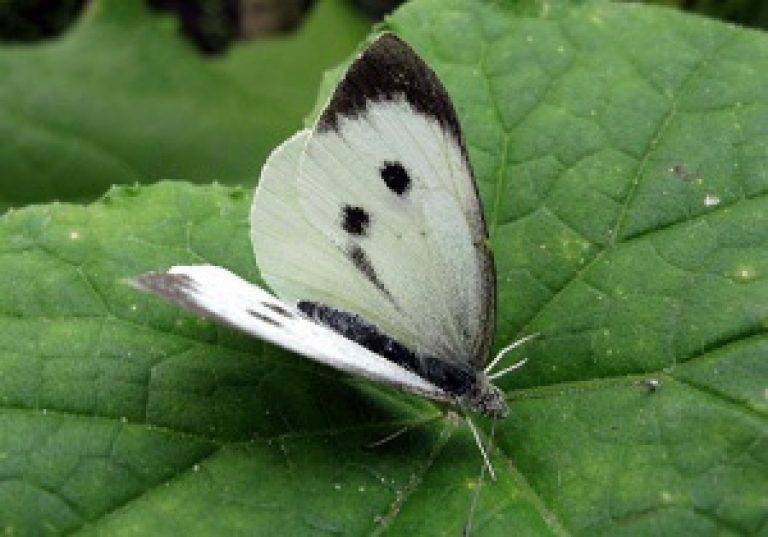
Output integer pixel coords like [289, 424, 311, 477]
[246, 309, 281, 328]
[261, 301, 294, 318]
[341, 205, 370, 236]
[380, 162, 411, 196]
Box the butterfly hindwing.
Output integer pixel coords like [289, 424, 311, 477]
[132, 265, 448, 401]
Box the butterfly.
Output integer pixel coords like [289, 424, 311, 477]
[132, 32, 536, 480]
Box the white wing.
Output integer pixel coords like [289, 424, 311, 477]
[132, 265, 449, 401]
[251, 33, 495, 367]
[251, 130, 381, 315]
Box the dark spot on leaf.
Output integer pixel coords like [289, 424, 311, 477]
[341, 205, 370, 236]
[380, 161, 411, 196]
[671, 163, 698, 182]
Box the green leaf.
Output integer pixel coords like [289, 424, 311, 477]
[0, 0, 368, 208]
[2, 0, 767, 535]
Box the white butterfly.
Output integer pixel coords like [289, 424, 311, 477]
[133, 33, 535, 479]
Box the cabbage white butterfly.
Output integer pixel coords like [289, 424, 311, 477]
[133, 33, 535, 479]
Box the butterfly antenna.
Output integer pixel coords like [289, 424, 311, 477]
[465, 417, 496, 481]
[463, 420, 497, 536]
[484, 332, 540, 376]
[488, 357, 528, 381]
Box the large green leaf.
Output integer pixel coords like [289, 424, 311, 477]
[0, 0, 368, 208]
[1, 0, 767, 535]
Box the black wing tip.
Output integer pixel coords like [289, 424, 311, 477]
[316, 30, 463, 143]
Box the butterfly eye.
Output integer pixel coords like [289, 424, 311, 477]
[341, 204, 370, 236]
[380, 161, 411, 196]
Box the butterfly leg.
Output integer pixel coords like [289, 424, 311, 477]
[364, 415, 442, 449]
[463, 418, 498, 536]
[365, 424, 412, 448]
[465, 416, 496, 481]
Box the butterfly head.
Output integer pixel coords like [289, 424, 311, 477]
[463, 375, 508, 419]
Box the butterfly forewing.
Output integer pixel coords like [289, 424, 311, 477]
[266, 33, 496, 367]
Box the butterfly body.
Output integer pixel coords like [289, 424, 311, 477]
[133, 33, 531, 478]
[297, 299, 508, 419]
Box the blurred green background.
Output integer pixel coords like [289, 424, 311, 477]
[2, 1, 766, 46]
[0, 0, 766, 210]
[0, 2, 398, 49]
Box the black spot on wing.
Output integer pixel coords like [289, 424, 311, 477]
[298, 301, 476, 396]
[246, 309, 282, 328]
[341, 205, 370, 236]
[347, 244, 392, 301]
[316, 33, 464, 149]
[380, 162, 410, 196]
[261, 301, 294, 318]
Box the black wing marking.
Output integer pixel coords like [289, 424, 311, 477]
[317, 33, 463, 147]
[298, 300, 476, 396]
